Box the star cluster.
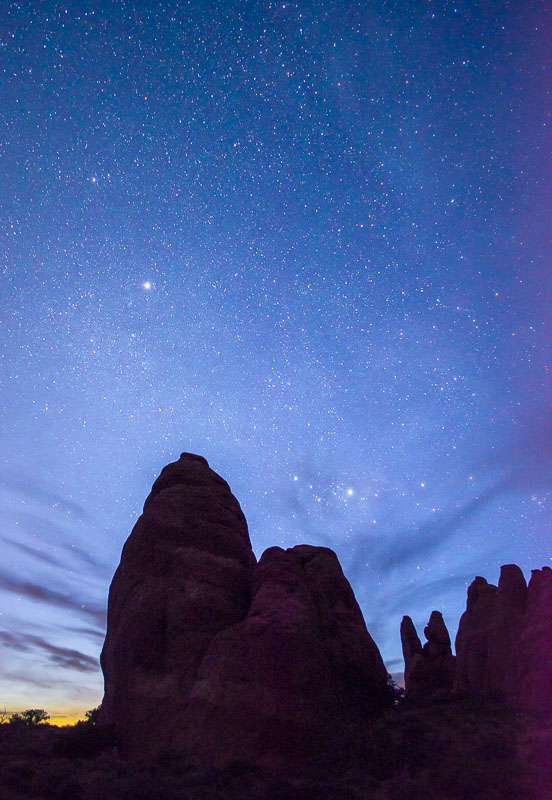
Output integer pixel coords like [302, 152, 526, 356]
[0, 0, 550, 719]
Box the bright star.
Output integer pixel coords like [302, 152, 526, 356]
[142, 281, 152, 290]
[347, 488, 354, 496]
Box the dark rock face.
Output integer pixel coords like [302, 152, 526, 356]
[454, 564, 552, 713]
[100, 454, 390, 765]
[99, 453, 256, 759]
[453, 576, 498, 697]
[517, 567, 552, 714]
[101, 453, 551, 767]
[400, 611, 455, 703]
[184, 544, 389, 769]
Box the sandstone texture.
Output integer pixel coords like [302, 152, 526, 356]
[100, 453, 390, 766]
[400, 611, 455, 704]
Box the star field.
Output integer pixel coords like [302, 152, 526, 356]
[0, 0, 550, 720]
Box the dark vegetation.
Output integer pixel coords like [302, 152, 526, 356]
[0, 700, 550, 800]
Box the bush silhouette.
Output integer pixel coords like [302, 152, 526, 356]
[9, 709, 50, 727]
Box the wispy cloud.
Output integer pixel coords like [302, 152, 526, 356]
[387, 573, 473, 615]
[3, 539, 65, 569]
[2, 512, 105, 571]
[0, 571, 106, 627]
[384, 657, 404, 669]
[0, 631, 99, 673]
[63, 625, 106, 642]
[1, 671, 61, 691]
[372, 483, 504, 574]
[0, 471, 90, 520]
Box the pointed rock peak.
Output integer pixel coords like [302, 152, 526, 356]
[289, 543, 341, 567]
[180, 451, 209, 464]
[147, 452, 229, 501]
[400, 616, 423, 660]
[137, 453, 253, 564]
[400, 615, 419, 638]
[401, 612, 455, 703]
[497, 564, 527, 608]
[100, 456, 391, 762]
[424, 610, 451, 648]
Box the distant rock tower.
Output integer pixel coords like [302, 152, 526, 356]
[454, 564, 552, 713]
[400, 611, 456, 704]
[99, 453, 390, 765]
[401, 564, 552, 713]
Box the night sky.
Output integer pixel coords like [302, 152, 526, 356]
[1, 0, 550, 722]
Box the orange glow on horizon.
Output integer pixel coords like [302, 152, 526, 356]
[48, 711, 89, 727]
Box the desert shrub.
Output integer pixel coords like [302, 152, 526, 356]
[46, 773, 84, 800]
[386, 675, 406, 707]
[104, 766, 189, 800]
[388, 772, 444, 800]
[84, 705, 101, 725]
[9, 708, 50, 727]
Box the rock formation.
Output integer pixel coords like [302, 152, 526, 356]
[455, 564, 552, 713]
[99, 453, 390, 765]
[99, 453, 256, 759]
[100, 453, 551, 764]
[183, 543, 389, 768]
[400, 564, 551, 712]
[453, 575, 498, 697]
[517, 566, 552, 713]
[400, 611, 455, 703]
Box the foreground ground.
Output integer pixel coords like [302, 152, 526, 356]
[0, 699, 550, 800]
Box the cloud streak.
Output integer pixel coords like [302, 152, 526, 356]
[0, 631, 99, 673]
[387, 573, 473, 615]
[2, 512, 106, 571]
[339, 480, 510, 584]
[478, 407, 552, 492]
[374, 483, 504, 573]
[0, 571, 107, 627]
[0, 470, 90, 520]
[3, 538, 65, 569]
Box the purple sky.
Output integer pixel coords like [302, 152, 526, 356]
[1, 0, 550, 721]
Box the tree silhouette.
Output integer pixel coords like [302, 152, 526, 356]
[9, 708, 50, 727]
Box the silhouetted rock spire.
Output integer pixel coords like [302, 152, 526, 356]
[100, 454, 551, 762]
[100, 454, 390, 766]
[401, 611, 455, 704]
[455, 564, 552, 713]
[99, 453, 256, 759]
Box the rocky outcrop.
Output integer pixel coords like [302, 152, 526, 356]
[99, 453, 256, 759]
[184, 544, 389, 768]
[454, 565, 552, 713]
[401, 564, 551, 712]
[517, 567, 552, 713]
[400, 611, 455, 703]
[100, 454, 390, 765]
[453, 576, 498, 697]
[100, 454, 551, 764]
